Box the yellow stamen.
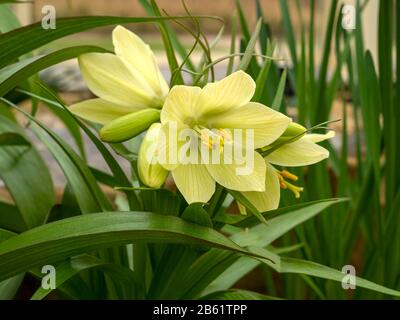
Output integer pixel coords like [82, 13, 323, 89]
[276, 170, 303, 198]
[278, 174, 288, 189]
[280, 181, 288, 189]
[281, 170, 298, 182]
[197, 126, 230, 154]
[219, 128, 232, 140]
[285, 181, 304, 198]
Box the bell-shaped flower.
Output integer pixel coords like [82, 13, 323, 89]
[152, 70, 291, 204]
[69, 25, 169, 142]
[241, 123, 335, 213]
[138, 123, 169, 188]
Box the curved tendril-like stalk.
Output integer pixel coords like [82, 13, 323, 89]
[164, 9, 202, 85]
[181, 0, 216, 81]
[181, 0, 215, 81]
[260, 119, 340, 157]
[193, 53, 285, 86]
[161, 0, 220, 85]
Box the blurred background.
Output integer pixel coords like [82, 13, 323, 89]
[9, 0, 378, 188]
[2, 0, 400, 299]
[13, 0, 379, 62]
[3, 1, 368, 188]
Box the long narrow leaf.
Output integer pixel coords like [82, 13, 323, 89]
[0, 211, 276, 282]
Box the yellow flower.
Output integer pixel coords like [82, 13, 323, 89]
[69, 25, 168, 142]
[138, 123, 169, 188]
[143, 71, 291, 204]
[265, 130, 335, 167]
[242, 124, 335, 212]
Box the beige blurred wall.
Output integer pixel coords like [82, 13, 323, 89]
[12, 0, 378, 56]
[14, 0, 308, 34]
[318, 0, 378, 59]
[12, 2, 34, 25]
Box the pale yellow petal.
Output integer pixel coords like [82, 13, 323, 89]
[307, 131, 335, 143]
[156, 122, 191, 171]
[172, 164, 216, 204]
[199, 71, 256, 116]
[138, 123, 168, 188]
[160, 85, 202, 124]
[208, 102, 291, 148]
[69, 98, 141, 125]
[79, 53, 158, 108]
[205, 151, 266, 192]
[112, 25, 169, 98]
[241, 162, 280, 212]
[265, 134, 331, 167]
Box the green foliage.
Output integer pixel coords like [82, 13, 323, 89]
[0, 0, 398, 300]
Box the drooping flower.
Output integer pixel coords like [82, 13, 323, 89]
[242, 123, 335, 212]
[138, 123, 169, 188]
[69, 25, 169, 142]
[138, 71, 291, 204]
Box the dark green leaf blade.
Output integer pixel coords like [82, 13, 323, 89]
[0, 46, 108, 97]
[0, 211, 274, 282]
[0, 116, 54, 230]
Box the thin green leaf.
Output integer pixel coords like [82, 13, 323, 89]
[0, 227, 22, 300]
[138, 0, 196, 73]
[0, 274, 23, 300]
[200, 289, 280, 300]
[0, 4, 20, 33]
[0, 211, 276, 281]
[30, 254, 138, 300]
[235, 0, 250, 41]
[0, 46, 108, 97]
[18, 86, 85, 157]
[255, 248, 400, 297]
[0, 15, 221, 70]
[1, 98, 110, 213]
[271, 68, 287, 110]
[32, 84, 141, 210]
[184, 199, 344, 298]
[0, 132, 30, 146]
[150, 0, 184, 85]
[0, 116, 54, 230]
[238, 18, 262, 71]
[253, 41, 275, 102]
[279, 0, 297, 70]
[228, 189, 267, 225]
[226, 12, 238, 76]
[234, 198, 347, 229]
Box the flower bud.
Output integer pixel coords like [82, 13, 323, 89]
[260, 122, 307, 155]
[138, 123, 168, 188]
[274, 122, 307, 145]
[283, 122, 307, 136]
[100, 109, 160, 143]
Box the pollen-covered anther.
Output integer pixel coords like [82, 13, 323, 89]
[197, 127, 230, 154]
[277, 170, 303, 198]
[285, 181, 304, 199]
[281, 169, 299, 182]
[278, 174, 288, 189]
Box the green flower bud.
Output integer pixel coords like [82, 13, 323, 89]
[260, 122, 307, 154]
[138, 123, 168, 188]
[274, 122, 307, 145]
[282, 122, 307, 137]
[100, 109, 160, 143]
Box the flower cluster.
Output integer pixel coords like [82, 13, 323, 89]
[70, 26, 334, 213]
